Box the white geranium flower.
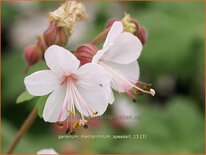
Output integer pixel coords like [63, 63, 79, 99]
[92, 21, 155, 102]
[37, 148, 58, 154]
[24, 45, 112, 125]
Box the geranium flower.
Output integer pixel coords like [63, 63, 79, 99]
[24, 45, 112, 127]
[92, 21, 155, 101]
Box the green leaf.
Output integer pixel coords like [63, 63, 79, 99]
[16, 91, 35, 104]
[36, 95, 48, 118]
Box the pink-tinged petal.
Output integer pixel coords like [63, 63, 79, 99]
[37, 148, 58, 154]
[44, 45, 80, 75]
[75, 63, 112, 116]
[103, 21, 123, 48]
[24, 70, 59, 96]
[43, 85, 67, 123]
[103, 61, 140, 92]
[102, 32, 142, 64]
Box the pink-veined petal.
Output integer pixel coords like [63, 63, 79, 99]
[103, 21, 123, 48]
[101, 32, 142, 64]
[45, 45, 80, 75]
[103, 61, 140, 92]
[43, 85, 67, 123]
[24, 70, 59, 96]
[74, 63, 112, 116]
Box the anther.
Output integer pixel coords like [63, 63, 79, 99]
[93, 111, 98, 115]
[57, 122, 64, 128]
[73, 121, 80, 129]
[70, 131, 75, 135]
[68, 110, 75, 117]
[83, 124, 88, 129]
[66, 128, 70, 134]
[132, 99, 136, 103]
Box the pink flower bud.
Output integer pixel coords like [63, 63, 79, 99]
[129, 18, 147, 45]
[105, 18, 120, 29]
[24, 45, 42, 66]
[105, 16, 147, 45]
[36, 35, 47, 53]
[73, 43, 99, 65]
[43, 22, 69, 47]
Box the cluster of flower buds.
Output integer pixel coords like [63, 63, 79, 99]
[105, 13, 147, 45]
[24, 1, 87, 68]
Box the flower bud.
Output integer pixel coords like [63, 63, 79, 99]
[43, 22, 69, 47]
[36, 35, 47, 53]
[105, 18, 120, 29]
[73, 43, 99, 65]
[122, 14, 147, 45]
[105, 14, 147, 45]
[24, 45, 42, 66]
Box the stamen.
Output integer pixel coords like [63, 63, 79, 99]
[57, 122, 64, 128]
[73, 121, 80, 129]
[100, 62, 155, 96]
[92, 111, 98, 115]
[72, 83, 96, 117]
[67, 110, 75, 117]
[70, 131, 75, 135]
[150, 89, 156, 96]
[83, 124, 88, 129]
[66, 128, 70, 134]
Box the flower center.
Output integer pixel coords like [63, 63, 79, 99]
[57, 74, 98, 134]
[61, 74, 78, 85]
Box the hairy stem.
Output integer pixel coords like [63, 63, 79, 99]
[5, 107, 38, 154]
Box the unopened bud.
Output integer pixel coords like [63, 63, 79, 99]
[122, 13, 147, 45]
[43, 22, 69, 47]
[105, 18, 120, 29]
[105, 14, 147, 45]
[24, 45, 42, 66]
[73, 43, 99, 65]
[36, 35, 47, 53]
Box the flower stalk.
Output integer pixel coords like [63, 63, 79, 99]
[5, 107, 38, 154]
[91, 27, 111, 45]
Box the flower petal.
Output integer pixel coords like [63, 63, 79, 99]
[103, 61, 140, 92]
[108, 89, 115, 104]
[92, 48, 107, 64]
[37, 148, 58, 154]
[45, 45, 80, 75]
[103, 21, 123, 48]
[43, 85, 67, 122]
[75, 63, 112, 116]
[24, 70, 59, 96]
[101, 32, 142, 64]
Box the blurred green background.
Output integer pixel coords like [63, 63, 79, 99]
[2, 1, 205, 154]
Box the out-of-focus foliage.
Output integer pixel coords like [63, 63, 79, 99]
[2, 1, 205, 154]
